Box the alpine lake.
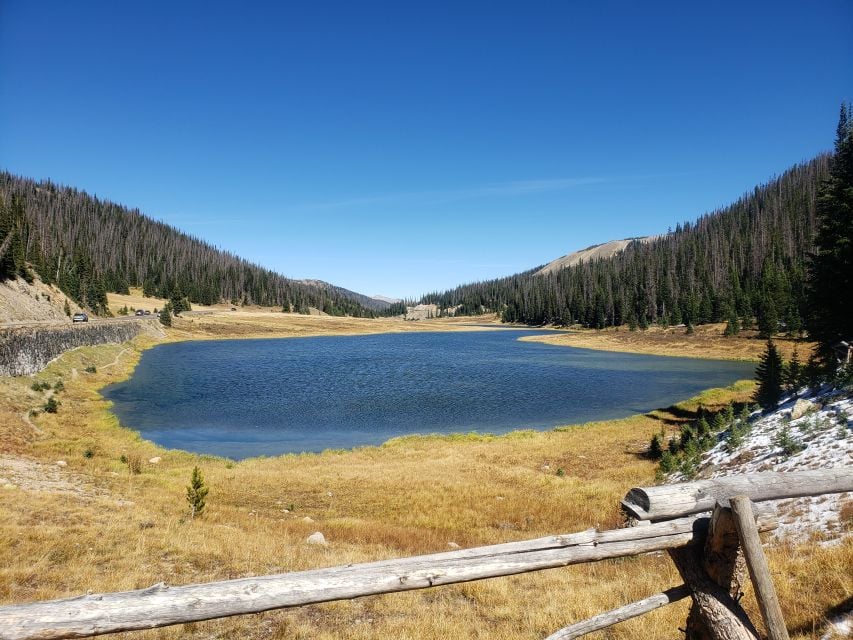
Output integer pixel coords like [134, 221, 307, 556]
[103, 329, 755, 459]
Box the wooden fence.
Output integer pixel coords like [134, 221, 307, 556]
[0, 468, 850, 640]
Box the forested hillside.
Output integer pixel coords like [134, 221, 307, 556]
[0, 174, 373, 316]
[422, 155, 831, 333]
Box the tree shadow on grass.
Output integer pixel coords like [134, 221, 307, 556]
[788, 595, 853, 638]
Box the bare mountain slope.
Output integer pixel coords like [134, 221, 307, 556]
[535, 237, 658, 275]
[0, 275, 84, 324]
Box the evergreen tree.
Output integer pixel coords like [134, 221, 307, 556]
[757, 297, 778, 338]
[803, 353, 824, 389]
[648, 434, 663, 459]
[754, 340, 784, 411]
[724, 312, 740, 336]
[186, 466, 209, 519]
[159, 302, 172, 327]
[807, 103, 853, 368]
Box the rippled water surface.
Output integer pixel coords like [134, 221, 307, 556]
[103, 330, 754, 458]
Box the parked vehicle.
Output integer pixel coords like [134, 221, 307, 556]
[135, 310, 145, 316]
[72, 313, 88, 323]
[143, 310, 151, 315]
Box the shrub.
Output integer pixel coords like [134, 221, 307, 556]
[83, 448, 95, 459]
[125, 454, 142, 474]
[53, 380, 64, 392]
[43, 397, 59, 413]
[555, 467, 565, 477]
[186, 466, 209, 519]
[85, 365, 97, 374]
[659, 451, 676, 474]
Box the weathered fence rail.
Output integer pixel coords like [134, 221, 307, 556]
[0, 468, 849, 640]
[621, 468, 853, 521]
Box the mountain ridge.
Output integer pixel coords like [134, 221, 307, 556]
[420, 154, 831, 329]
[0, 172, 379, 318]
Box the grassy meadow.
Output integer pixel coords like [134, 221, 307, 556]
[0, 328, 850, 639]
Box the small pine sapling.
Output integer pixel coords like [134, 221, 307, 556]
[774, 427, 804, 457]
[648, 434, 663, 459]
[186, 466, 209, 519]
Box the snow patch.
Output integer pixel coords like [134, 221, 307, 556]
[678, 386, 852, 543]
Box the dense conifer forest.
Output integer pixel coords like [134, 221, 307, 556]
[0, 174, 374, 316]
[421, 155, 831, 334]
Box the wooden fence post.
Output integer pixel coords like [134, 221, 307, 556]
[730, 495, 790, 640]
[668, 543, 759, 640]
[679, 502, 751, 640]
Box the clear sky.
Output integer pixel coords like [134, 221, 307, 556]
[1, 1, 851, 300]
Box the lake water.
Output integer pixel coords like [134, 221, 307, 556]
[102, 330, 754, 459]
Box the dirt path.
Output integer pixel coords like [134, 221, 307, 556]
[19, 407, 44, 436]
[99, 347, 130, 370]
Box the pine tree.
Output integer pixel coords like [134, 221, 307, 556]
[757, 297, 778, 338]
[159, 302, 172, 327]
[754, 340, 784, 411]
[186, 466, 209, 519]
[803, 353, 824, 389]
[724, 312, 740, 336]
[648, 434, 663, 459]
[807, 103, 853, 368]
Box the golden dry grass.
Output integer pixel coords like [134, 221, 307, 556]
[521, 322, 814, 362]
[106, 289, 504, 342]
[165, 311, 500, 341]
[0, 331, 849, 639]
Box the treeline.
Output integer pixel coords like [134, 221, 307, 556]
[421, 156, 830, 333]
[0, 173, 374, 316]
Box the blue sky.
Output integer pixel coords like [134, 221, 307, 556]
[1, 2, 851, 299]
